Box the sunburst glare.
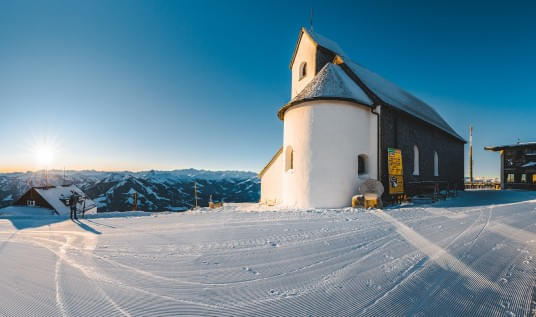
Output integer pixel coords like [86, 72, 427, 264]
[28, 135, 60, 168]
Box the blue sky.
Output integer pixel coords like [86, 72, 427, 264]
[0, 1, 535, 176]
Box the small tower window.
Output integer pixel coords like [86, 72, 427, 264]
[285, 146, 294, 171]
[299, 62, 307, 80]
[433, 151, 439, 177]
[358, 154, 368, 176]
[413, 145, 420, 176]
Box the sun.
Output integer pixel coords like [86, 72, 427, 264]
[30, 137, 59, 167]
[35, 144, 54, 166]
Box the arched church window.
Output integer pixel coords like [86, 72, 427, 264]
[434, 151, 439, 176]
[358, 154, 367, 176]
[299, 62, 307, 80]
[413, 145, 420, 176]
[285, 146, 294, 171]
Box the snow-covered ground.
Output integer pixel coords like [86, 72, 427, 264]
[1, 190, 535, 316]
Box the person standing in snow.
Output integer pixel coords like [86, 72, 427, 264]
[70, 192, 78, 220]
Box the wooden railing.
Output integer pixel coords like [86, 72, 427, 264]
[464, 183, 500, 190]
[406, 181, 458, 203]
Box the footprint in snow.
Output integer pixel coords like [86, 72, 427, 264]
[500, 300, 510, 309]
[243, 267, 259, 275]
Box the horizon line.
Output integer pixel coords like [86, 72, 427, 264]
[0, 167, 258, 175]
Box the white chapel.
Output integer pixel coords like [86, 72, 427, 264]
[258, 27, 465, 209]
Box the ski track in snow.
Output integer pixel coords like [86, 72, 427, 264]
[0, 190, 536, 316]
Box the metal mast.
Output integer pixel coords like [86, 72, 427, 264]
[469, 125, 473, 185]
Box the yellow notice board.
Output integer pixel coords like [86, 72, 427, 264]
[388, 148, 403, 175]
[387, 148, 404, 194]
[389, 175, 404, 194]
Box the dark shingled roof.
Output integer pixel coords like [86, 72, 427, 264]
[284, 27, 465, 143]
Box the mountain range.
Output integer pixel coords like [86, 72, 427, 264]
[0, 169, 260, 212]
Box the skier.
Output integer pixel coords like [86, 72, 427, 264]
[70, 192, 79, 220]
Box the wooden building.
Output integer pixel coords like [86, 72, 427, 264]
[485, 142, 536, 190]
[14, 185, 97, 215]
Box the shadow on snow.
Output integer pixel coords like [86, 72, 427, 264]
[0, 211, 153, 233]
[400, 190, 536, 209]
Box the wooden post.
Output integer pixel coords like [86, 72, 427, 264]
[132, 192, 137, 211]
[194, 182, 198, 208]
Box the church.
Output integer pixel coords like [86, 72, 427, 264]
[258, 27, 465, 209]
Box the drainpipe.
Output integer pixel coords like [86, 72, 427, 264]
[371, 105, 381, 182]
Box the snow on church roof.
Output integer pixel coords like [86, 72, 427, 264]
[345, 60, 464, 142]
[34, 185, 97, 216]
[278, 63, 373, 119]
[307, 29, 347, 58]
[286, 27, 465, 142]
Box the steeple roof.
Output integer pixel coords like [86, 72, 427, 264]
[285, 28, 465, 143]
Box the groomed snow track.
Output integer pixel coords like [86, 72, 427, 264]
[0, 190, 535, 316]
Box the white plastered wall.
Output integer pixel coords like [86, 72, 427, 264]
[259, 152, 283, 205]
[291, 32, 317, 98]
[282, 100, 378, 209]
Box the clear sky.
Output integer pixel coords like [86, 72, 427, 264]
[1, 1, 535, 176]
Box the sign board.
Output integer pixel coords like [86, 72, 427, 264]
[388, 175, 404, 194]
[387, 148, 404, 195]
[387, 148, 403, 175]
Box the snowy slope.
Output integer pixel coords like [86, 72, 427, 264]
[0, 190, 535, 316]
